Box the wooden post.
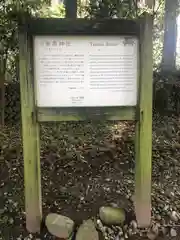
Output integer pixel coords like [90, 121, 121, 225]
[0, 56, 5, 127]
[19, 32, 42, 233]
[134, 13, 153, 228]
[65, 0, 77, 18]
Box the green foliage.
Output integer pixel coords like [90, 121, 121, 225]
[0, 0, 50, 81]
[78, 0, 88, 17]
[85, 0, 139, 19]
[40, 3, 65, 18]
[0, 0, 176, 77]
[83, 0, 157, 19]
[83, 0, 166, 69]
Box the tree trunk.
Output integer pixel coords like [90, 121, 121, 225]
[65, 0, 77, 18]
[161, 0, 178, 72]
[0, 57, 6, 127]
[0, 75, 5, 127]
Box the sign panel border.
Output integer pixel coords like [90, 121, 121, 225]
[19, 18, 140, 122]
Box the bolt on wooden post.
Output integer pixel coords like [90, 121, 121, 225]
[18, 15, 153, 232]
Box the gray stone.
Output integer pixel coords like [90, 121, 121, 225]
[99, 206, 125, 226]
[0, 209, 5, 214]
[45, 213, 74, 239]
[147, 224, 159, 240]
[169, 211, 179, 222]
[76, 219, 99, 240]
[161, 226, 168, 236]
[170, 228, 177, 237]
[147, 231, 158, 240]
[130, 220, 138, 232]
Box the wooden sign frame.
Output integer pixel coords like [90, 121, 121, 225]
[18, 16, 153, 233]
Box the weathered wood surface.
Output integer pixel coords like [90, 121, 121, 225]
[18, 18, 140, 36]
[19, 32, 42, 233]
[135, 13, 153, 228]
[37, 106, 137, 122]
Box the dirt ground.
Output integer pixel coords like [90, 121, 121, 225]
[1, 113, 180, 239]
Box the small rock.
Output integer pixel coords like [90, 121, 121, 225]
[124, 233, 128, 239]
[116, 190, 121, 194]
[110, 203, 119, 208]
[115, 236, 120, 240]
[96, 219, 104, 230]
[115, 226, 123, 237]
[116, 237, 124, 240]
[106, 227, 113, 235]
[147, 224, 159, 240]
[0, 209, 5, 214]
[45, 213, 74, 239]
[163, 205, 169, 211]
[161, 226, 168, 236]
[147, 231, 158, 240]
[99, 206, 125, 226]
[130, 195, 135, 202]
[76, 219, 99, 240]
[123, 224, 128, 231]
[160, 218, 166, 225]
[105, 178, 111, 182]
[9, 217, 14, 224]
[169, 211, 179, 222]
[170, 228, 177, 237]
[172, 143, 180, 149]
[156, 215, 161, 221]
[128, 228, 133, 236]
[130, 220, 138, 232]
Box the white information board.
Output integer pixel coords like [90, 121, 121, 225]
[34, 35, 138, 107]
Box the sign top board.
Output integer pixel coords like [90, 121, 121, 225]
[19, 18, 140, 36]
[34, 35, 138, 107]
